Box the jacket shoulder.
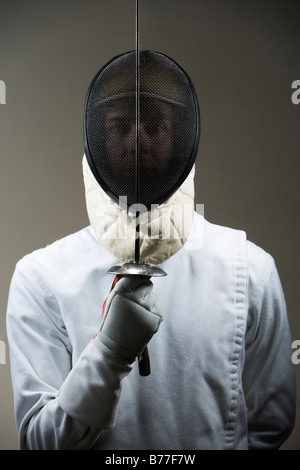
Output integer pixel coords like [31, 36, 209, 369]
[201, 215, 275, 279]
[15, 226, 97, 273]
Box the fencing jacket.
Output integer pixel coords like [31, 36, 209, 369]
[6, 213, 296, 450]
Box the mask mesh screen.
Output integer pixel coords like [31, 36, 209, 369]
[84, 50, 200, 210]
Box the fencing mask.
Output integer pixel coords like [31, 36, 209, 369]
[83, 50, 200, 213]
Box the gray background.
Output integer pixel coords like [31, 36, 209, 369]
[0, 0, 299, 450]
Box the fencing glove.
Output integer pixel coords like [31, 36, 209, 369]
[96, 275, 163, 365]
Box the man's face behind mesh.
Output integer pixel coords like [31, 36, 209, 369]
[104, 97, 174, 183]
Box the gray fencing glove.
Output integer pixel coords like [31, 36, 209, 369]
[97, 276, 163, 365]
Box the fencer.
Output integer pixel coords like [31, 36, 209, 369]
[6, 51, 296, 450]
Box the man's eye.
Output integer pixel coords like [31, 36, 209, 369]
[119, 123, 132, 135]
[145, 123, 166, 137]
[108, 122, 132, 137]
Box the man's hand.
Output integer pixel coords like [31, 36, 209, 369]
[97, 276, 163, 364]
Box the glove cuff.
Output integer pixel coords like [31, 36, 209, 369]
[96, 332, 141, 365]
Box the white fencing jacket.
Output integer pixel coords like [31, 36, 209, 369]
[6, 213, 296, 450]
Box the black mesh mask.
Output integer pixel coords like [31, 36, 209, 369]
[83, 50, 200, 212]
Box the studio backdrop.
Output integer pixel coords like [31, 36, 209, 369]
[0, 0, 299, 450]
